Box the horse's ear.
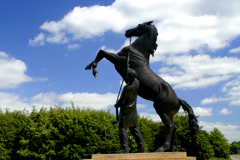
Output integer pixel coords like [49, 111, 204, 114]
[146, 21, 153, 25]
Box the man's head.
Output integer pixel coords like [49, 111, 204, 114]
[127, 68, 137, 82]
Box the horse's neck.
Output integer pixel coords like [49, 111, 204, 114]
[131, 30, 156, 56]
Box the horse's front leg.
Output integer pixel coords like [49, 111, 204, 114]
[85, 50, 118, 78]
[85, 61, 98, 78]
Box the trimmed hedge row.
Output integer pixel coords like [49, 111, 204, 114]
[0, 105, 230, 160]
[1, 106, 119, 160]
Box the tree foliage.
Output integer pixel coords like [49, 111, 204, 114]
[194, 130, 215, 160]
[229, 141, 240, 154]
[208, 128, 230, 159]
[171, 113, 215, 160]
[0, 106, 232, 160]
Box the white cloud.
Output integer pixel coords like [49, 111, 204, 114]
[58, 92, 117, 109]
[171, 75, 231, 90]
[193, 107, 213, 116]
[29, 32, 45, 46]
[119, 79, 127, 87]
[229, 46, 240, 53]
[101, 45, 117, 53]
[137, 104, 147, 109]
[201, 95, 228, 105]
[201, 97, 221, 105]
[139, 112, 161, 122]
[158, 67, 184, 76]
[100, 38, 135, 54]
[30, 92, 58, 108]
[0, 51, 9, 58]
[201, 77, 240, 106]
[0, 91, 118, 112]
[31, 0, 240, 55]
[0, 52, 33, 89]
[224, 78, 240, 87]
[46, 32, 69, 44]
[0, 92, 32, 112]
[158, 54, 240, 89]
[219, 108, 233, 115]
[40, 4, 128, 40]
[199, 121, 240, 143]
[67, 43, 80, 50]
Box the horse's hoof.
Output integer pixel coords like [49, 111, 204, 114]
[155, 147, 164, 152]
[93, 69, 98, 78]
[85, 64, 91, 70]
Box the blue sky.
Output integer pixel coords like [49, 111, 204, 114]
[1, 0, 240, 143]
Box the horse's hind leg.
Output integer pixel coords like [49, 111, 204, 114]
[168, 121, 177, 151]
[155, 112, 176, 152]
[85, 50, 119, 77]
[167, 111, 178, 151]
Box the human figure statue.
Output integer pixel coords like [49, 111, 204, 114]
[114, 68, 145, 154]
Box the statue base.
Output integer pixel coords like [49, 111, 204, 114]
[83, 152, 196, 160]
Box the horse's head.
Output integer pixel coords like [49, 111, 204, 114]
[125, 21, 153, 38]
[125, 21, 158, 57]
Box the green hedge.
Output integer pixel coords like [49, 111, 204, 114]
[0, 106, 231, 160]
[1, 106, 120, 160]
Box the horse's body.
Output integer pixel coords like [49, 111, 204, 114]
[86, 21, 199, 152]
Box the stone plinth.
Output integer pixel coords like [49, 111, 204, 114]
[82, 152, 196, 160]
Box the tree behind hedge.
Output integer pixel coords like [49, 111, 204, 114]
[194, 130, 215, 160]
[169, 112, 215, 159]
[229, 141, 240, 154]
[208, 128, 230, 159]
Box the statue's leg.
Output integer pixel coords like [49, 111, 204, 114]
[94, 50, 119, 64]
[129, 126, 146, 153]
[116, 127, 129, 154]
[155, 111, 176, 152]
[85, 50, 120, 78]
[167, 121, 177, 152]
[166, 111, 178, 152]
[154, 84, 180, 152]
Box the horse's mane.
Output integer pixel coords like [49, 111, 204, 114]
[150, 25, 158, 53]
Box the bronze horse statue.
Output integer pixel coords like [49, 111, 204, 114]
[85, 21, 199, 152]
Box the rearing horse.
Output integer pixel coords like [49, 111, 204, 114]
[85, 21, 199, 152]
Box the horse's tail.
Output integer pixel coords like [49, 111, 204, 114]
[178, 98, 199, 135]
